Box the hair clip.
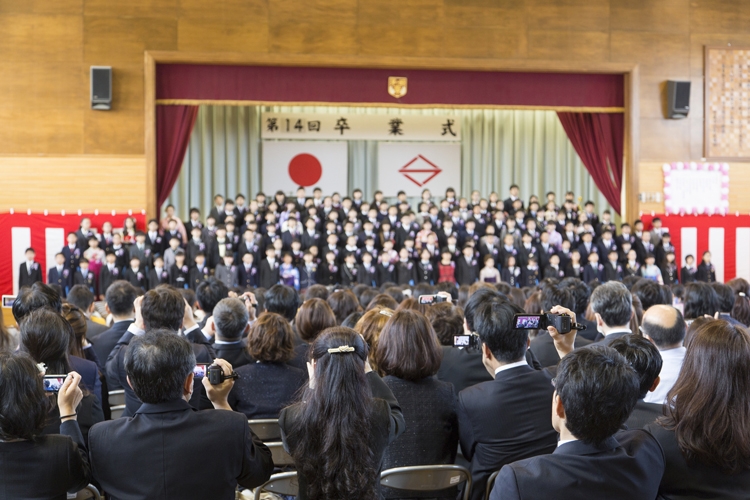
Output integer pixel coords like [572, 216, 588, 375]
[36, 362, 47, 374]
[379, 310, 393, 317]
[328, 345, 355, 354]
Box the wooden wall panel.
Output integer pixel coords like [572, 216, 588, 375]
[0, 156, 147, 212]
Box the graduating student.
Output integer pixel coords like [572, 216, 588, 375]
[543, 254, 565, 280]
[145, 219, 165, 257]
[99, 250, 122, 298]
[62, 232, 82, 271]
[395, 248, 416, 286]
[317, 250, 340, 286]
[215, 254, 239, 289]
[186, 226, 208, 266]
[339, 252, 359, 287]
[169, 250, 190, 289]
[661, 251, 679, 286]
[149, 255, 171, 290]
[437, 250, 456, 285]
[124, 256, 148, 292]
[238, 252, 259, 289]
[279, 252, 300, 291]
[501, 255, 521, 287]
[357, 252, 378, 287]
[456, 245, 479, 286]
[163, 236, 182, 271]
[623, 249, 641, 279]
[695, 251, 716, 283]
[48, 252, 73, 297]
[521, 255, 540, 288]
[681, 254, 697, 284]
[259, 247, 280, 289]
[577, 231, 597, 265]
[479, 255, 501, 284]
[641, 254, 664, 284]
[299, 252, 318, 291]
[129, 232, 153, 270]
[108, 233, 129, 270]
[416, 248, 437, 284]
[583, 252, 604, 283]
[73, 258, 97, 295]
[188, 252, 211, 290]
[603, 249, 624, 283]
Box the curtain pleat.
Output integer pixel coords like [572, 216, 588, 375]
[165, 105, 612, 220]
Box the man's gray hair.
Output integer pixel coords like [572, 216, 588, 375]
[213, 298, 249, 341]
[590, 282, 633, 328]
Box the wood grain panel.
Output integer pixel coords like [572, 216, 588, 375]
[177, 0, 268, 19]
[0, 108, 84, 154]
[527, 30, 609, 61]
[638, 162, 665, 215]
[442, 4, 524, 28]
[639, 117, 690, 161]
[0, 14, 82, 63]
[177, 17, 269, 53]
[0, 156, 147, 212]
[611, 32, 690, 76]
[525, 0, 610, 32]
[83, 16, 178, 65]
[269, 0, 358, 25]
[690, 0, 750, 35]
[83, 0, 178, 19]
[356, 24, 443, 58]
[358, 0, 445, 26]
[610, 0, 689, 34]
[0, 0, 83, 14]
[441, 27, 527, 59]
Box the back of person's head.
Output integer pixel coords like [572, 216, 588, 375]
[683, 283, 720, 320]
[354, 307, 393, 368]
[0, 351, 50, 440]
[12, 282, 61, 322]
[495, 282, 512, 296]
[212, 298, 249, 341]
[507, 288, 526, 309]
[631, 280, 668, 311]
[264, 285, 300, 322]
[630, 294, 644, 333]
[66, 285, 95, 312]
[524, 291, 542, 314]
[247, 312, 295, 363]
[327, 289, 361, 325]
[105, 281, 138, 317]
[728, 278, 750, 326]
[413, 283, 435, 298]
[365, 293, 399, 311]
[395, 297, 428, 315]
[424, 302, 464, 347]
[304, 284, 329, 301]
[464, 287, 503, 332]
[385, 286, 404, 304]
[474, 299, 526, 362]
[555, 345, 640, 445]
[540, 284, 574, 312]
[124, 329, 195, 405]
[295, 298, 337, 343]
[661, 320, 750, 473]
[641, 304, 686, 349]
[609, 334, 663, 399]
[710, 282, 735, 313]
[622, 275, 642, 290]
[289, 327, 376, 500]
[19, 308, 73, 375]
[590, 282, 632, 328]
[561, 278, 591, 316]
[376, 309, 442, 381]
[341, 311, 363, 329]
[61, 303, 87, 358]
[141, 286, 185, 331]
[469, 281, 495, 297]
[456, 284, 470, 309]
[195, 278, 229, 315]
[358, 288, 378, 309]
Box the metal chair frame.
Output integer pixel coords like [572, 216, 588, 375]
[380, 464, 472, 500]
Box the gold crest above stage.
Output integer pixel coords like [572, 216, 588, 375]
[388, 77, 407, 99]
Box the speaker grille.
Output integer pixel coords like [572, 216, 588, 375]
[674, 82, 690, 111]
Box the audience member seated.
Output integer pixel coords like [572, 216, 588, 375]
[89, 332, 273, 498]
[327, 289, 361, 325]
[529, 283, 591, 366]
[609, 334, 664, 429]
[91, 281, 137, 371]
[194, 278, 230, 334]
[280, 327, 405, 500]
[630, 279, 669, 312]
[376, 309, 459, 500]
[228, 312, 307, 421]
[490, 345, 664, 500]
[0, 353, 91, 499]
[264, 284, 301, 324]
[590, 282, 634, 345]
[711, 282, 745, 327]
[106, 286, 215, 416]
[640, 305, 686, 404]
[646, 320, 750, 499]
[0, 311, 13, 353]
[560, 278, 597, 341]
[727, 277, 750, 326]
[209, 297, 253, 368]
[682, 282, 720, 324]
[292, 297, 337, 369]
[65, 285, 109, 340]
[62, 303, 102, 371]
[458, 296, 575, 500]
[354, 306, 393, 372]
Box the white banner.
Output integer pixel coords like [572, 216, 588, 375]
[261, 112, 461, 142]
[663, 162, 729, 215]
[262, 141, 348, 195]
[377, 142, 461, 197]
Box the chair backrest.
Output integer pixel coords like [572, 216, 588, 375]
[485, 470, 500, 500]
[380, 465, 472, 500]
[248, 419, 281, 441]
[252, 472, 299, 500]
[108, 389, 125, 407]
[266, 442, 295, 467]
[72, 484, 102, 500]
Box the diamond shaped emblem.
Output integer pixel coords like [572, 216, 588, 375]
[398, 155, 442, 187]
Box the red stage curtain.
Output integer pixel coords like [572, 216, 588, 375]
[156, 105, 199, 209]
[557, 112, 624, 214]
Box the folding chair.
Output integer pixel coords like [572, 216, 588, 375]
[265, 442, 295, 467]
[252, 471, 299, 500]
[108, 389, 126, 419]
[248, 419, 281, 441]
[485, 470, 500, 500]
[72, 484, 102, 500]
[380, 464, 472, 500]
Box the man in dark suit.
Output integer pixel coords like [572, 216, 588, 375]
[590, 282, 634, 345]
[609, 334, 664, 430]
[207, 297, 254, 369]
[48, 253, 73, 297]
[91, 331, 273, 498]
[18, 247, 43, 289]
[106, 287, 215, 417]
[490, 345, 664, 500]
[259, 247, 280, 289]
[502, 184, 523, 214]
[458, 295, 576, 500]
[66, 285, 109, 341]
[91, 281, 137, 376]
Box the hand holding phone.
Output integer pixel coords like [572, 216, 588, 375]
[56, 372, 83, 420]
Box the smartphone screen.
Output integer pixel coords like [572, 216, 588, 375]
[1, 296, 15, 308]
[43, 376, 66, 392]
[515, 315, 541, 329]
[418, 295, 436, 305]
[193, 364, 210, 378]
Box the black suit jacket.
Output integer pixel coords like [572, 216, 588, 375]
[0, 420, 91, 500]
[645, 422, 750, 500]
[437, 346, 493, 394]
[18, 262, 43, 289]
[228, 362, 307, 421]
[214, 339, 254, 369]
[85, 317, 109, 341]
[625, 399, 663, 430]
[91, 319, 134, 380]
[593, 330, 632, 346]
[490, 430, 664, 500]
[458, 364, 558, 500]
[529, 331, 592, 368]
[88, 399, 273, 499]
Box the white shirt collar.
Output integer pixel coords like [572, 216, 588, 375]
[494, 359, 528, 375]
[557, 438, 577, 448]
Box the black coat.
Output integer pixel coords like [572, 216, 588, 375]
[456, 257, 479, 286]
[88, 399, 273, 498]
[228, 362, 307, 422]
[91, 319, 134, 379]
[624, 399, 663, 430]
[695, 262, 716, 283]
[169, 263, 190, 289]
[489, 430, 664, 500]
[213, 339, 254, 370]
[259, 259, 280, 289]
[529, 331, 592, 368]
[99, 265, 123, 296]
[437, 346, 492, 394]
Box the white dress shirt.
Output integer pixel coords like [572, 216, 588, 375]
[494, 359, 529, 376]
[643, 346, 686, 404]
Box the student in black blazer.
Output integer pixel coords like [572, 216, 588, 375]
[99, 251, 122, 298]
[0, 354, 91, 500]
[458, 297, 575, 500]
[89, 281, 137, 372]
[259, 248, 281, 289]
[48, 253, 73, 297]
[148, 256, 171, 290]
[18, 248, 43, 289]
[490, 345, 664, 500]
[455, 246, 479, 285]
[695, 251, 717, 283]
[228, 313, 307, 422]
[91, 332, 273, 498]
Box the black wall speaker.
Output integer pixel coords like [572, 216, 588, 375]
[666, 80, 690, 119]
[91, 66, 112, 110]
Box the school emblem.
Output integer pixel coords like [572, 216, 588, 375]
[388, 76, 408, 99]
